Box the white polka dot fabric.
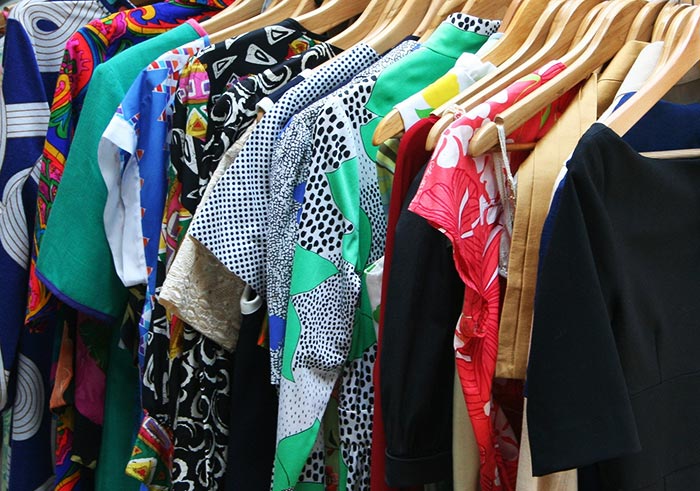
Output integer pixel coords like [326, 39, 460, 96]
[272, 41, 418, 491]
[189, 43, 381, 298]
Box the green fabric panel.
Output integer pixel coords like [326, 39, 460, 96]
[326, 157, 360, 268]
[295, 483, 325, 491]
[289, 244, 339, 295]
[281, 301, 301, 383]
[356, 208, 372, 273]
[35, 23, 200, 321]
[95, 324, 141, 491]
[361, 23, 490, 163]
[273, 419, 322, 491]
[338, 450, 349, 491]
[348, 278, 377, 361]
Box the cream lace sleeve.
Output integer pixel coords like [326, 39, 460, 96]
[159, 124, 255, 351]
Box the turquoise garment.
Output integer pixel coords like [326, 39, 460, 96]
[36, 22, 204, 322]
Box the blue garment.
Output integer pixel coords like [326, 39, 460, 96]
[0, 1, 128, 489]
[100, 38, 209, 368]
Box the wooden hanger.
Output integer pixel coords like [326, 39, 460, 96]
[651, 1, 684, 40]
[605, 6, 700, 141]
[292, 0, 371, 35]
[200, 0, 265, 34]
[570, 1, 608, 46]
[207, 0, 316, 43]
[656, 4, 693, 66]
[425, 0, 603, 151]
[499, 0, 526, 30]
[371, 0, 552, 145]
[414, 0, 450, 41]
[462, 0, 512, 20]
[467, 0, 645, 157]
[372, 0, 486, 141]
[472, 0, 526, 58]
[300, 0, 405, 77]
[463, 0, 551, 67]
[617, 7, 700, 159]
[625, 0, 667, 41]
[328, 0, 398, 49]
[364, 0, 433, 55]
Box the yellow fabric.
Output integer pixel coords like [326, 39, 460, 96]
[517, 399, 578, 491]
[506, 75, 599, 491]
[452, 362, 480, 491]
[394, 53, 496, 130]
[496, 74, 599, 382]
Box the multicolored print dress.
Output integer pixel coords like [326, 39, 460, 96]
[19, 2, 228, 490]
[408, 61, 576, 491]
[27, 0, 227, 326]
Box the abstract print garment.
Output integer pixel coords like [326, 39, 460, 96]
[408, 61, 576, 491]
[271, 40, 419, 491]
[274, 18, 495, 486]
[169, 327, 232, 491]
[158, 123, 254, 350]
[206, 41, 341, 167]
[34, 21, 213, 491]
[27, 0, 227, 326]
[168, 18, 327, 227]
[146, 23, 326, 491]
[0, 0, 120, 393]
[188, 43, 382, 386]
[97, 38, 209, 489]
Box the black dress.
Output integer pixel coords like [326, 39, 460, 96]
[527, 123, 700, 490]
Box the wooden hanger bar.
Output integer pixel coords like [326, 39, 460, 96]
[207, 0, 316, 44]
[293, 0, 371, 34]
[625, 0, 667, 41]
[329, 0, 398, 49]
[570, 1, 608, 46]
[425, 0, 603, 151]
[462, 0, 512, 19]
[365, 0, 432, 54]
[466, 0, 551, 68]
[415, 0, 456, 40]
[468, 0, 645, 157]
[499, 0, 526, 30]
[606, 6, 700, 137]
[640, 148, 700, 159]
[200, 0, 264, 33]
[651, 0, 684, 40]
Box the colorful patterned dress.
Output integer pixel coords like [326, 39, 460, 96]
[19, 2, 229, 490]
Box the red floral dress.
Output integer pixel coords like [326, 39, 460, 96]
[409, 61, 576, 491]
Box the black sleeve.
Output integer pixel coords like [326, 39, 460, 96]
[380, 165, 465, 487]
[526, 137, 641, 476]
